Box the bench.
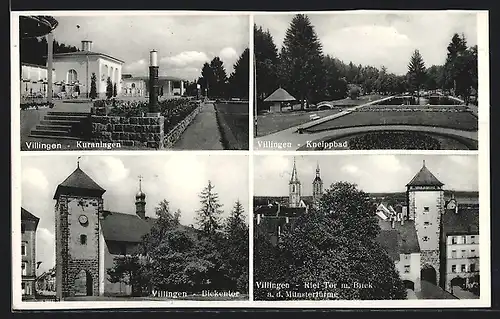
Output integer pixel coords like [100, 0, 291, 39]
[309, 113, 320, 120]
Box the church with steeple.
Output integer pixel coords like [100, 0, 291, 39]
[52, 161, 194, 299]
[254, 158, 480, 298]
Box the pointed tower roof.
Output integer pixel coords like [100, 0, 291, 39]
[53, 165, 106, 199]
[135, 175, 146, 200]
[264, 88, 296, 102]
[406, 160, 444, 187]
[290, 158, 300, 184]
[313, 162, 322, 183]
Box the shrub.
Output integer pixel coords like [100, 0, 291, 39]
[106, 77, 113, 99]
[349, 86, 361, 100]
[20, 101, 54, 110]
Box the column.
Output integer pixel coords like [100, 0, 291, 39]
[47, 32, 53, 103]
[148, 50, 160, 115]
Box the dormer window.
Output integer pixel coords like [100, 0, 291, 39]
[80, 234, 87, 245]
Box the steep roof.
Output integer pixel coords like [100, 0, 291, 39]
[255, 205, 306, 218]
[264, 88, 296, 102]
[51, 51, 125, 64]
[377, 218, 420, 261]
[406, 162, 444, 187]
[100, 211, 152, 243]
[442, 206, 479, 235]
[53, 167, 106, 199]
[21, 208, 40, 227]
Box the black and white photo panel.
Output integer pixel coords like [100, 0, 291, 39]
[15, 13, 250, 151]
[253, 11, 486, 151]
[17, 154, 249, 303]
[253, 154, 486, 302]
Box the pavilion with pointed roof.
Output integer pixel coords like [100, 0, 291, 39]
[264, 87, 296, 113]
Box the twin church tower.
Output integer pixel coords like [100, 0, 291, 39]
[288, 158, 323, 207]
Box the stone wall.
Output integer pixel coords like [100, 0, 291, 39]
[163, 103, 202, 148]
[91, 115, 165, 149]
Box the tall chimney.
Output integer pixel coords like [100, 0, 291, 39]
[391, 217, 395, 229]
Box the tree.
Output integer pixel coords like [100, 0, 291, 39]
[106, 255, 147, 296]
[322, 55, 348, 100]
[89, 73, 97, 99]
[275, 182, 407, 300]
[220, 200, 249, 292]
[113, 83, 117, 97]
[208, 57, 228, 98]
[106, 77, 113, 99]
[407, 49, 427, 103]
[254, 25, 279, 109]
[279, 14, 325, 108]
[201, 62, 214, 97]
[349, 85, 361, 100]
[196, 180, 223, 236]
[228, 48, 250, 99]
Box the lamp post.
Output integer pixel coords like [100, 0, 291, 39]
[148, 50, 160, 116]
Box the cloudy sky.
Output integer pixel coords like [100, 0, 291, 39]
[51, 14, 249, 81]
[255, 155, 478, 196]
[254, 12, 478, 75]
[21, 154, 249, 274]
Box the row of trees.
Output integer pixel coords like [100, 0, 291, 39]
[20, 37, 79, 66]
[107, 181, 249, 296]
[255, 14, 478, 110]
[254, 182, 407, 300]
[184, 48, 250, 99]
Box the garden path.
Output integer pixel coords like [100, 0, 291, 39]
[172, 102, 224, 150]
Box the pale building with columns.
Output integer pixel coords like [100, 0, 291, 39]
[121, 74, 186, 98]
[51, 40, 124, 98]
[20, 63, 57, 98]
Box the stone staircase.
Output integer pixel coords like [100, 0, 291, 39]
[30, 111, 92, 140]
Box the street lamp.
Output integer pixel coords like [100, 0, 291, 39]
[148, 50, 160, 116]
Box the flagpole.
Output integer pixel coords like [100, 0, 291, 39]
[253, 51, 257, 138]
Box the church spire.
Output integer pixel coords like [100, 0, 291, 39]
[289, 157, 301, 208]
[316, 161, 320, 177]
[313, 161, 323, 202]
[290, 157, 300, 184]
[135, 175, 146, 219]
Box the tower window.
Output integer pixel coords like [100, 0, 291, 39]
[422, 236, 429, 242]
[80, 234, 87, 245]
[424, 221, 430, 226]
[423, 206, 430, 212]
[451, 250, 457, 258]
[404, 265, 410, 273]
[21, 243, 27, 256]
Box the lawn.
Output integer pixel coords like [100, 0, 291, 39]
[214, 102, 249, 150]
[256, 108, 342, 137]
[255, 94, 384, 137]
[305, 111, 478, 133]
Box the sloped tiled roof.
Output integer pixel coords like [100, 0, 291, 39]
[377, 218, 420, 261]
[254, 196, 314, 207]
[100, 211, 200, 243]
[406, 163, 444, 187]
[264, 88, 296, 102]
[255, 205, 306, 218]
[442, 206, 479, 235]
[100, 211, 152, 243]
[53, 167, 106, 199]
[21, 207, 39, 222]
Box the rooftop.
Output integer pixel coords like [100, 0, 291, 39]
[442, 206, 479, 235]
[264, 88, 296, 102]
[406, 161, 444, 187]
[50, 51, 125, 64]
[21, 207, 40, 227]
[53, 166, 106, 199]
